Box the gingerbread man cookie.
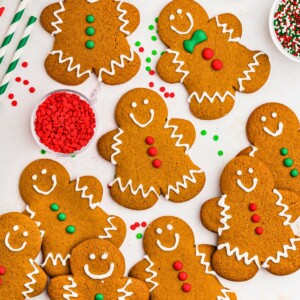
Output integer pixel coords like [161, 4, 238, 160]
[0, 212, 47, 299]
[97, 88, 205, 210]
[48, 238, 149, 300]
[19, 159, 126, 277]
[129, 216, 236, 299]
[40, 0, 140, 85]
[156, 0, 271, 120]
[239, 102, 300, 196]
[201, 156, 300, 281]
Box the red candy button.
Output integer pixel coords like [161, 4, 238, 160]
[255, 227, 263, 235]
[153, 159, 162, 168]
[145, 136, 154, 145]
[202, 48, 214, 60]
[0, 266, 6, 275]
[148, 147, 157, 156]
[211, 59, 223, 70]
[182, 283, 191, 292]
[249, 203, 257, 211]
[178, 271, 188, 281]
[251, 214, 260, 223]
[173, 261, 183, 271]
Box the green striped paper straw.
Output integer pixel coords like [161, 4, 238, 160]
[0, 0, 29, 65]
[0, 16, 37, 96]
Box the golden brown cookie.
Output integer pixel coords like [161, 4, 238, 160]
[40, 0, 140, 85]
[48, 238, 149, 300]
[19, 159, 126, 277]
[129, 216, 236, 299]
[0, 212, 47, 299]
[97, 88, 206, 210]
[201, 155, 300, 281]
[156, 0, 271, 120]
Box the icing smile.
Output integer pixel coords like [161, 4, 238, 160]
[263, 122, 283, 137]
[237, 178, 258, 193]
[32, 174, 57, 195]
[129, 109, 154, 128]
[84, 263, 115, 280]
[156, 233, 180, 251]
[5, 232, 27, 252]
[170, 11, 194, 35]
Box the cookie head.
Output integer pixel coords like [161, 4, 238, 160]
[246, 103, 299, 145]
[1, 212, 41, 258]
[220, 156, 274, 195]
[115, 88, 168, 130]
[70, 239, 125, 280]
[158, 0, 208, 46]
[143, 216, 194, 256]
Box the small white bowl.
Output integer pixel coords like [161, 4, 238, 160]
[269, 0, 300, 63]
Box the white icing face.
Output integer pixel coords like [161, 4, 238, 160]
[169, 8, 194, 35]
[5, 225, 29, 252]
[84, 252, 115, 280]
[155, 223, 180, 252]
[32, 169, 57, 195]
[236, 168, 258, 193]
[129, 99, 155, 128]
[261, 112, 283, 137]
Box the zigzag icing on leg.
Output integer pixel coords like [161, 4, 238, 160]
[164, 118, 189, 153]
[249, 145, 258, 157]
[51, 1, 65, 36]
[115, 0, 130, 35]
[109, 177, 160, 199]
[117, 279, 134, 299]
[218, 195, 232, 236]
[25, 205, 45, 238]
[111, 128, 124, 165]
[144, 255, 159, 292]
[98, 48, 135, 81]
[187, 91, 235, 104]
[165, 49, 189, 83]
[75, 177, 101, 209]
[99, 216, 117, 239]
[273, 189, 292, 226]
[41, 253, 71, 267]
[165, 169, 203, 200]
[215, 15, 240, 42]
[63, 277, 78, 300]
[217, 289, 235, 300]
[195, 246, 216, 275]
[22, 259, 39, 298]
[51, 50, 92, 78]
[238, 52, 264, 92]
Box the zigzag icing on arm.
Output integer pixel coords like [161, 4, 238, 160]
[273, 189, 292, 226]
[41, 253, 71, 267]
[63, 277, 78, 299]
[164, 118, 189, 153]
[165, 169, 203, 200]
[187, 91, 235, 104]
[25, 205, 45, 238]
[249, 145, 258, 157]
[165, 49, 189, 83]
[144, 255, 159, 292]
[99, 216, 117, 239]
[217, 289, 235, 300]
[98, 49, 135, 81]
[115, 0, 130, 35]
[117, 279, 134, 299]
[218, 195, 232, 236]
[22, 259, 39, 298]
[195, 246, 216, 275]
[51, 50, 92, 78]
[237, 52, 264, 92]
[109, 177, 160, 199]
[75, 177, 100, 209]
[111, 128, 124, 165]
[215, 15, 240, 42]
[51, 1, 65, 36]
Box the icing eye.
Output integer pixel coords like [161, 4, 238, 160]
[169, 14, 175, 21]
[101, 253, 108, 260]
[13, 225, 19, 231]
[32, 175, 37, 180]
[41, 169, 47, 174]
[89, 254, 96, 260]
[156, 228, 162, 235]
[248, 168, 254, 174]
[237, 170, 242, 176]
[177, 9, 182, 14]
[272, 112, 277, 118]
[23, 231, 28, 237]
[261, 116, 267, 122]
[143, 99, 149, 105]
[167, 224, 173, 230]
[131, 102, 137, 108]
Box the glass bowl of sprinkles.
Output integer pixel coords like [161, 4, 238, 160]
[270, 0, 300, 62]
[31, 89, 98, 157]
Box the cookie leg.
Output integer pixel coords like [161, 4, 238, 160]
[212, 248, 259, 281]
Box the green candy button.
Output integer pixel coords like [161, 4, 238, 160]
[280, 147, 288, 156]
[86, 26, 95, 36]
[57, 213, 66, 221]
[50, 203, 59, 211]
[86, 14, 95, 23]
[290, 169, 299, 177]
[284, 158, 293, 167]
[66, 225, 76, 234]
[95, 294, 104, 300]
[86, 40, 95, 49]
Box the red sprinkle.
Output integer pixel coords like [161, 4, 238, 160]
[0, 7, 5, 17]
[182, 283, 191, 292]
[145, 136, 154, 145]
[11, 100, 17, 106]
[170, 92, 175, 98]
[135, 222, 140, 228]
[149, 82, 154, 88]
[173, 261, 183, 271]
[249, 203, 257, 211]
[148, 147, 157, 156]
[159, 87, 166, 92]
[141, 221, 147, 227]
[149, 70, 155, 75]
[29, 87, 36, 93]
[164, 92, 169, 98]
[152, 159, 162, 168]
[0, 266, 6, 275]
[255, 227, 263, 235]
[178, 271, 188, 281]
[211, 59, 223, 71]
[15, 77, 21, 82]
[23, 79, 29, 85]
[8, 93, 14, 99]
[139, 47, 144, 52]
[202, 48, 214, 60]
[251, 214, 260, 223]
[130, 225, 136, 230]
[22, 62, 28, 68]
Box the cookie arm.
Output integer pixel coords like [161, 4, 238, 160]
[118, 2, 140, 34]
[237, 146, 255, 156]
[48, 276, 78, 300]
[97, 129, 121, 162]
[40, 3, 64, 34]
[213, 13, 242, 40]
[200, 197, 223, 233]
[278, 189, 300, 223]
[117, 277, 149, 300]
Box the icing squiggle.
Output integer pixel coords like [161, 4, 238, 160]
[215, 15, 240, 43]
[218, 195, 231, 236]
[111, 128, 124, 165]
[238, 52, 264, 92]
[51, 50, 92, 78]
[144, 255, 159, 292]
[110, 177, 160, 199]
[165, 169, 203, 200]
[249, 145, 258, 157]
[273, 189, 292, 226]
[165, 49, 189, 83]
[115, 0, 130, 35]
[164, 118, 190, 153]
[217, 289, 235, 300]
[75, 177, 100, 209]
[63, 277, 78, 300]
[195, 247, 216, 275]
[26, 205, 45, 238]
[51, 1, 65, 36]
[99, 216, 117, 239]
[22, 259, 39, 298]
[117, 279, 134, 299]
[187, 91, 235, 104]
[41, 253, 71, 267]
